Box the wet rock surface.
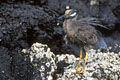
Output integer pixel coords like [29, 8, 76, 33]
[0, 0, 120, 80]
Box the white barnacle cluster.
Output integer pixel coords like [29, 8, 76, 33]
[22, 42, 57, 80]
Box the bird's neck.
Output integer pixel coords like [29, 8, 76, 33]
[63, 15, 78, 35]
[65, 16, 77, 23]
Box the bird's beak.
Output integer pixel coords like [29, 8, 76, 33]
[58, 14, 67, 19]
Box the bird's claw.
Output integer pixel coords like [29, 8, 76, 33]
[75, 67, 84, 74]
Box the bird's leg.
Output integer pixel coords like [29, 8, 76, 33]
[75, 48, 88, 74]
[75, 48, 82, 72]
[76, 51, 88, 74]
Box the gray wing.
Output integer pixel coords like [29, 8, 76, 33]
[78, 17, 110, 30]
[74, 23, 98, 45]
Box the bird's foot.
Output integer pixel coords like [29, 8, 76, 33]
[75, 67, 84, 74]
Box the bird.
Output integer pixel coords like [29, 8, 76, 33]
[58, 9, 108, 74]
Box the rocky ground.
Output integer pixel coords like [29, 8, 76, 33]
[0, 0, 120, 80]
[21, 42, 120, 80]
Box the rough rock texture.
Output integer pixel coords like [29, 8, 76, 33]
[0, 46, 14, 80]
[0, 3, 56, 49]
[56, 49, 120, 80]
[22, 42, 57, 80]
[22, 43, 120, 80]
[11, 50, 33, 80]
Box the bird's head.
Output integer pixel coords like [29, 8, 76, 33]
[58, 9, 77, 19]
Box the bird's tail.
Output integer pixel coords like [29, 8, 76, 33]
[95, 31, 107, 50]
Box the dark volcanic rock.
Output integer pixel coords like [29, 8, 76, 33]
[0, 0, 120, 80]
[0, 3, 56, 49]
[0, 46, 14, 80]
[22, 42, 57, 80]
[11, 50, 33, 80]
